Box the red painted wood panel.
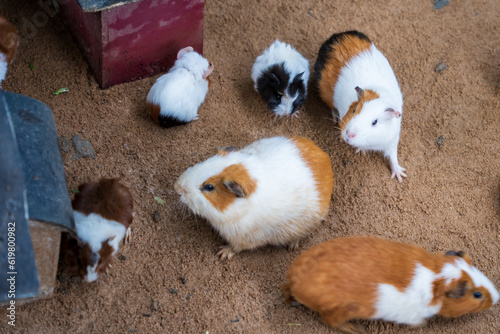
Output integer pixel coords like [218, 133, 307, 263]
[57, 0, 205, 88]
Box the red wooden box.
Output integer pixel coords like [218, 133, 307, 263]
[56, 0, 205, 89]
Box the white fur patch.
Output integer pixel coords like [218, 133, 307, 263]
[373, 264, 441, 325]
[175, 136, 322, 250]
[146, 51, 209, 122]
[73, 210, 126, 255]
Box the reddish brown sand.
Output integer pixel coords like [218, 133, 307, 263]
[2, 0, 500, 333]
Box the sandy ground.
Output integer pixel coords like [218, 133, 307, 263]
[2, 0, 500, 333]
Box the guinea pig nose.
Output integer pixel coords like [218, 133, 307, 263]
[346, 130, 356, 139]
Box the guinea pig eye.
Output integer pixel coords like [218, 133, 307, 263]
[275, 93, 282, 101]
[473, 292, 482, 299]
[372, 119, 378, 126]
[201, 184, 215, 192]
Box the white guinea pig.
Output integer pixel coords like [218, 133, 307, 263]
[251, 40, 310, 117]
[283, 237, 499, 333]
[0, 15, 18, 85]
[66, 178, 134, 282]
[314, 31, 406, 181]
[146, 46, 214, 127]
[174, 136, 334, 260]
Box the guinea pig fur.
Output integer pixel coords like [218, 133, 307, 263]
[70, 178, 134, 282]
[174, 136, 334, 260]
[282, 236, 499, 334]
[146, 46, 214, 127]
[0, 15, 19, 85]
[251, 40, 310, 116]
[314, 31, 406, 181]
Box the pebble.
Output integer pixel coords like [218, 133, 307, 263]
[435, 62, 447, 73]
[71, 134, 96, 159]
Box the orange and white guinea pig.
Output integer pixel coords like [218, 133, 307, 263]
[146, 46, 214, 127]
[314, 31, 406, 181]
[0, 15, 18, 85]
[174, 136, 334, 260]
[282, 237, 499, 333]
[66, 178, 133, 282]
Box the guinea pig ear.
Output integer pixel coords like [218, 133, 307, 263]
[223, 180, 248, 198]
[203, 62, 214, 79]
[177, 46, 194, 59]
[217, 146, 237, 156]
[385, 108, 401, 118]
[355, 86, 364, 99]
[445, 277, 473, 299]
[265, 72, 281, 86]
[445, 251, 472, 264]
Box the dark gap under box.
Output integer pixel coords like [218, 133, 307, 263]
[56, 0, 205, 89]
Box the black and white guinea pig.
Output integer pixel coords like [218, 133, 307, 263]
[0, 15, 18, 85]
[251, 40, 310, 116]
[65, 178, 134, 282]
[146, 46, 214, 127]
[314, 31, 406, 181]
[174, 136, 334, 260]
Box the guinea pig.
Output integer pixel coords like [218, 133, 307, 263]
[0, 15, 19, 85]
[146, 46, 214, 127]
[282, 236, 499, 333]
[174, 136, 334, 260]
[314, 31, 406, 181]
[251, 40, 310, 116]
[67, 178, 134, 282]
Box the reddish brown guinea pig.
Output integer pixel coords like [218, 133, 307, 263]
[282, 236, 499, 333]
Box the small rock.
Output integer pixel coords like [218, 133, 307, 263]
[437, 136, 445, 147]
[58, 136, 72, 153]
[71, 135, 96, 159]
[435, 62, 447, 73]
[185, 293, 192, 300]
[143, 314, 151, 317]
[128, 329, 137, 333]
[169, 288, 178, 294]
[181, 276, 187, 285]
[153, 211, 161, 222]
[433, 0, 450, 10]
[118, 254, 126, 261]
[150, 301, 159, 311]
[291, 301, 300, 307]
[230, 315, 240, 323]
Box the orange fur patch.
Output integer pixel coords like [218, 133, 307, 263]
[318, 34, 372, 109]
[72, 178, 134, 229]
[291, 137, 334, 216]
[202, 164, 257, 212]
[147, 102, 161, 124]
[283, 237, 477, 330]
[339, 89, 379, 132]
[0, 15, 18, 64]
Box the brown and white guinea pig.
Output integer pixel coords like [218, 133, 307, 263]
[251, 40, 310, 117]
[282, 236, 499, 333]
[146, 46, 214, 127]
[67, 178, 133, 282]
[314, 31, 406, 181]
[174, 136, 334, 260]
[0, 15, 19, 86]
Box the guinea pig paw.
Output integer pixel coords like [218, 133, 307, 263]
[124, 227, 132, 244]
[286, 240, 300, 251]
[355, 148, 367, 156]
[391, 167, 407, 182]
[216, 245, 235, 260]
